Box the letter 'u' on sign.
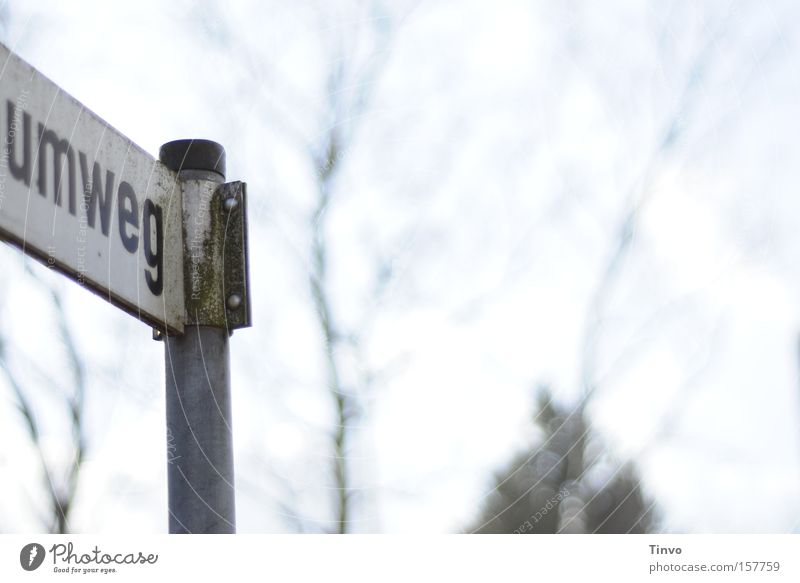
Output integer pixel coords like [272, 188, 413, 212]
[0, 42, 185, 333]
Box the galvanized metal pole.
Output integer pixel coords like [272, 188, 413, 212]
[159, 139, 236, 534]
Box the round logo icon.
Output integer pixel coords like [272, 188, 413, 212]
[20, 543, 45, 571]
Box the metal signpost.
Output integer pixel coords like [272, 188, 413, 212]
[0, 42, 250, 533]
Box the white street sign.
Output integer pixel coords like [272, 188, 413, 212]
[0, 42, 185, 333]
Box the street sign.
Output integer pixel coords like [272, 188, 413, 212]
[0, 42, 185, 333]
[0, 42, 249, 533]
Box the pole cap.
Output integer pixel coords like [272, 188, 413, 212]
[159, 139, 226, 178]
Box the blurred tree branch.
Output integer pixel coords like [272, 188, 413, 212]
[308, 0, 402, 533]
[0, 267, 87, 533]
[193, 0, 418, 532]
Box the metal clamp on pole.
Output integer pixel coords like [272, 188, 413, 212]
[217, 181, 251, 331]
[158, 139, 250, 534]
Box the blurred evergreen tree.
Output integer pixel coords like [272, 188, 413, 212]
[469, 386, 656, 533]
